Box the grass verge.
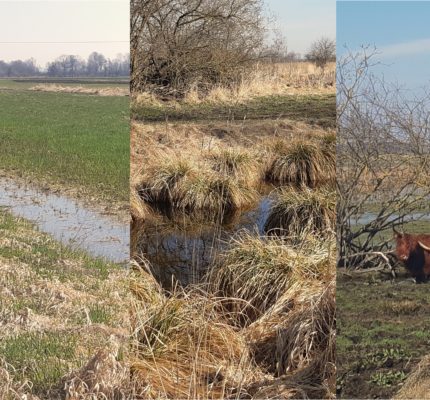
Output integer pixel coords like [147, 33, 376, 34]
[0, 207, 130, 398]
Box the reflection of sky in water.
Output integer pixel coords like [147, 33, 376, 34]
[139, 196, 273, 287]
[0, 177, 129, 264]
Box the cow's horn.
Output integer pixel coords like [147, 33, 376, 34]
[393, 227, 403, 236]
[418, 241, 430, 251]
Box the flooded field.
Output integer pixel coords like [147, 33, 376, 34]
[0, 176, 129, 263]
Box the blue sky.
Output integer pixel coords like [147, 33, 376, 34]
[265, 0, 335, 56]
[337, 1, 430, 88]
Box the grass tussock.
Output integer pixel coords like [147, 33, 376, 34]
[265, 187, 336, 237]
[131, 186, 153, 222]
[138, 155, 258, 219]
[395, 355, 430, 399]
[205, 148, 262, 186]
[207, 233, 335, 326]
[266, 140, 335, 188]
[245, 280, 336, 398]
[129, 270, 262, 399]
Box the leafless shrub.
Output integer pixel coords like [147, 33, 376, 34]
[306, 37, 336, 70]
[337, 48, 430, 268]
[131, 0, 266, 95]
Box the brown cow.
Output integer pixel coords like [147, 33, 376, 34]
[393, 228, 430, 283]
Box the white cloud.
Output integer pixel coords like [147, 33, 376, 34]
[379, 38, 430, 59]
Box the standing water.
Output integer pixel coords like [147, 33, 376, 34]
[0, 176, 129, 263]
[134, 195, 273, 288]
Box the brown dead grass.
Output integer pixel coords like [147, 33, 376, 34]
[0, 211, 131, 399]
[395, 355, 430, 399]
[29, 84, 129, 97]
[135, 61, 335, 106]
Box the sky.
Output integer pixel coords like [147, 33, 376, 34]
[0, 0, 334, 67]
[265, 0, 336, 56]
[337, 1, 430, 88]
[0, 0, 129, 67]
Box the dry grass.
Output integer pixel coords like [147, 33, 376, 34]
[129, 244, 336, 399]
[0, 211, 130, 398]
[137, 153, 258, 219]
[265, 187, 336, 237]
[129, 269, 263, 399]
[395, 355, 430, 399]
[134, 61, 335, 105]
[204, 148, 262, 186]
[265, 140, 335, 188]
[245, 280, 336, 399]
[207, 233, 335, 326]
[29, 84, 129, 96]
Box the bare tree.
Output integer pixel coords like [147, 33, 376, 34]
[337, 48, 430, 269]
[306, 37, 336, 69]
[130, 0, 266, 94]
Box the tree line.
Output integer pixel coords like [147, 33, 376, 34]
[0, 52, 130, 77]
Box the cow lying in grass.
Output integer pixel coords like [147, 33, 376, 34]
[394, 228, 430, 283]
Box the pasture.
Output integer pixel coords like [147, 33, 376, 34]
[0, 78, 129, 210]
[337, 218, 430, 398]
[130, 61, 337, 398]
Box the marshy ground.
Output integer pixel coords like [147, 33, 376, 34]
[131, 62, 337, 398]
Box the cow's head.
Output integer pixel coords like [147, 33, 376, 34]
[393, 227, 409, 261]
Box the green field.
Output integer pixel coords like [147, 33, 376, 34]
[132, 93, 335, 128]
[0, 83, 129, 205]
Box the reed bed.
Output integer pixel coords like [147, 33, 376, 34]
[265, 187, 336, 237]
[265, 140, 335, 188]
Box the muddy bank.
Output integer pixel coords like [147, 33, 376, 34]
[0, 176, 129, 263]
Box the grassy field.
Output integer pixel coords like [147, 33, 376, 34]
[0, 207, 130, 398]
[0, 82, 129, 207]
[337, 220, 430, 399]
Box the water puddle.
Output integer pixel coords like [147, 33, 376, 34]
[0, 177, 129, 264]
[351, 211, 430, 226]
[134, 195, 273, 288]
